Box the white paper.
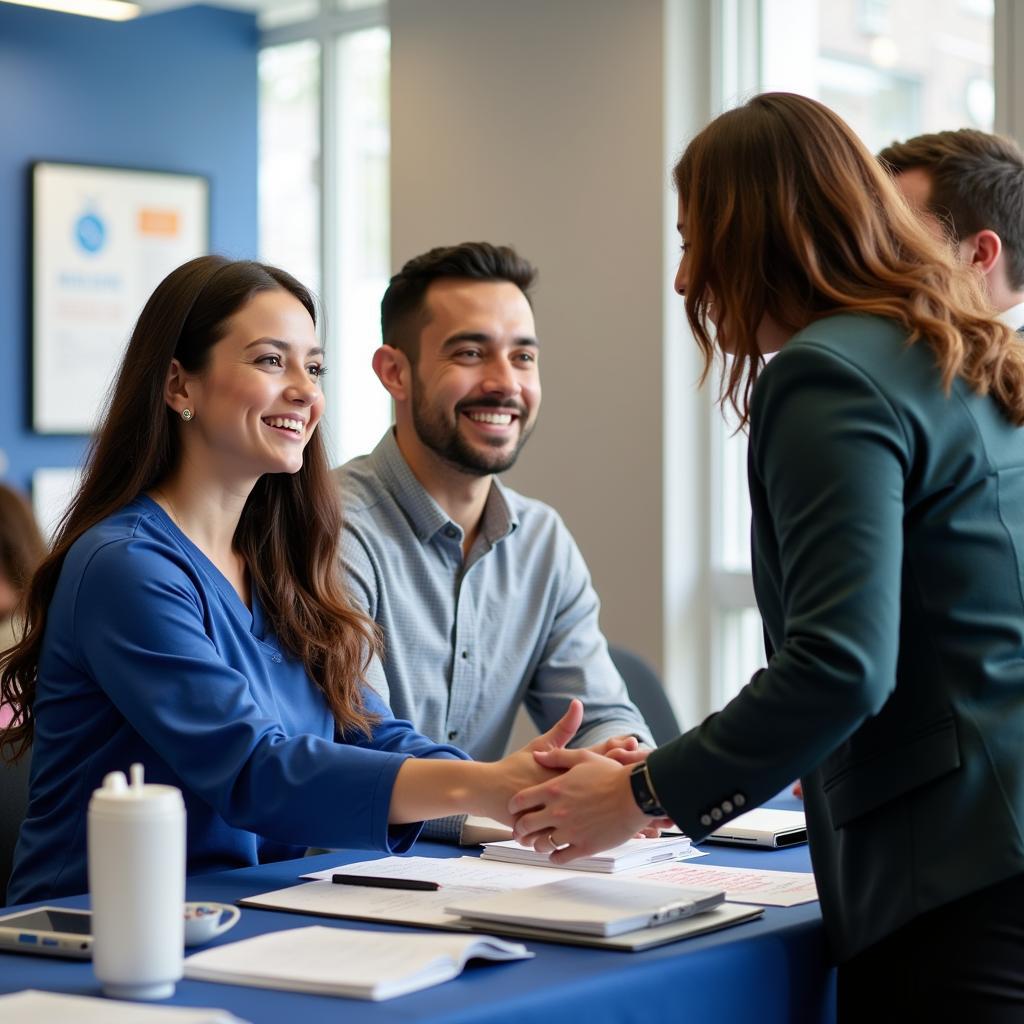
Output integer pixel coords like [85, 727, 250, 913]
[183, 925, 531, 1001]
[304, 851, 704, 891]
[304, 855, 583, 890]
[0, 990, 246, 1023]
[628, 861, 818, 906]
[481, 835, 693, 872]
[254, 878, 505, 928]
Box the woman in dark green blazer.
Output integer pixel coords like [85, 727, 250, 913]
[510, 93, 1024, 1019]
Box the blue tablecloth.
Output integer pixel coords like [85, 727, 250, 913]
[0, 809, 835, 1022]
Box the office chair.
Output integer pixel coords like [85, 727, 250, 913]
[608, 645, 681, 747]
[0, 752, 30, 906]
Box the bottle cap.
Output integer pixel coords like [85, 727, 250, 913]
[88, 763, 184, 819]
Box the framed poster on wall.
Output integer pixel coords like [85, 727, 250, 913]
[31, 161, 209, 434]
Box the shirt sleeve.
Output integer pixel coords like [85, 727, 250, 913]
[522, 520, 655, 748]
[647, 341, 908, 839]
[72, 533, 465, 854]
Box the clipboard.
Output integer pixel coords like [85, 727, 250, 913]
[239, 879, 763, 952]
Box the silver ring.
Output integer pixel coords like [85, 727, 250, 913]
[548, 831, 560, 850]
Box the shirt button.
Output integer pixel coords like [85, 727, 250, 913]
[733, 793, 746, 807]
[722, 800, 733, 814]
[272, 654, 282, 664]
[448, 730, 459, 741]
[461, 650, 470, 660]
[444, 526, 458, 539]
[700, 814, 712, 827]
[710, 807, 723, 821]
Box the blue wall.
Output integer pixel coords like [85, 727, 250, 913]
[0, 3, 259, 492]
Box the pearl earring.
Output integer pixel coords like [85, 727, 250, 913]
[181, 409, 194, 422]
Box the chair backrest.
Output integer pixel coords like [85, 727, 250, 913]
[609, 645, 681, 747]
[0, 753, 31, 906]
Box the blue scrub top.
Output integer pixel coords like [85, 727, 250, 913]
[8, 496, 466, 904]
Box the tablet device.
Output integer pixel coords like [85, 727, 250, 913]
[446, 877, 725, 937]
[0, 906, 93, 958]
[704, 808, 807, 848]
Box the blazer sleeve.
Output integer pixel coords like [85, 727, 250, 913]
[647, 340, 909, 838]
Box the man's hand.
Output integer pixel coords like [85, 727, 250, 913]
[585, 734, 640, 757]
[507, 747, 655, 863]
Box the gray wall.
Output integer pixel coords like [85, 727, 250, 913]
[390, 0, 672, 676]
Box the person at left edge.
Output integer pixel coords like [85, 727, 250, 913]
[0, 255, 599, 905]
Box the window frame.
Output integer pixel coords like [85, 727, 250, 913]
[260, 0, 390, 467]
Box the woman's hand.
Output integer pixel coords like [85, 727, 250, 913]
[470, 700, 586, 823]
[507, 747, 656, 863]
[389, 699, 584, 825]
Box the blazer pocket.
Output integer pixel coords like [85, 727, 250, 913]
[823, 713, 961, 829]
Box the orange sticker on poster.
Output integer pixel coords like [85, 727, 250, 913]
[138, 209, 180, 237]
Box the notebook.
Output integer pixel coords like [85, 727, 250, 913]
[445, 876, 725, 937]
[480, 835, 692, 872]
[0, 991, 245, 1023]
[183, 925, 531, 1001]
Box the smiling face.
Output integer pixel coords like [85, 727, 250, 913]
[405, 278, 541, 476]
[175, 288, 325, 483]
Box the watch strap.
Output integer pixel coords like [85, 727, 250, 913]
[629, 761, 666, 817]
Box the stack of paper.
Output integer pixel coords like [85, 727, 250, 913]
[481, 835, 692, 872]
[183, 925, 532, 1001]
[0, 991, 246, 1023]
[446, 877, 725, 937]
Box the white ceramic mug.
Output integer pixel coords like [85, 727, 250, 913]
[183, 902, 240, 946]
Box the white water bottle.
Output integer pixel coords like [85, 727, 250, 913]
[87, 763, 186, 1000]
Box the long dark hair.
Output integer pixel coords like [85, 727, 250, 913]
[1, 255, 380, 762]
[674, 93, 1024, 428]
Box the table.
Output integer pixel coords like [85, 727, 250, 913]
[0, 818, 835, 1022]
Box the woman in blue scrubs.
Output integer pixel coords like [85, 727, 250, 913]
[0, 256, 594, 903]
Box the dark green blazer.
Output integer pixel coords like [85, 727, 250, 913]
[648, 313, 1024, 960]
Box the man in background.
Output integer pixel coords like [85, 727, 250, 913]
[879, 128, 1024, 328]
[335, 241, 654, 842]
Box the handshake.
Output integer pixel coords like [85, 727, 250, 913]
[483, 699, 675, 865]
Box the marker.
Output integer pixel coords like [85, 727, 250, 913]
[331, 873, 440, 891]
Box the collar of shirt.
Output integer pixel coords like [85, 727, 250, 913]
[998, 300, 1024, 332]
[368, 429, 519, 551]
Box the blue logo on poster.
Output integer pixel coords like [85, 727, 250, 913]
[75, 212, 106, 254]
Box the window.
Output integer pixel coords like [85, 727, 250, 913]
[707, 0, 994, 707]
[259, 40, 321, 294]
[258, 1, 391, 467]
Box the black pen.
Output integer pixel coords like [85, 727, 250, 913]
[332, 873, 440, 891]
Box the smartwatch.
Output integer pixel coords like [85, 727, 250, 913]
[629, 761, 666, 817]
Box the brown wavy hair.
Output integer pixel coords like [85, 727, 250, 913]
[0, 256, 380, 763]
[673, 92, 1024, 429]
